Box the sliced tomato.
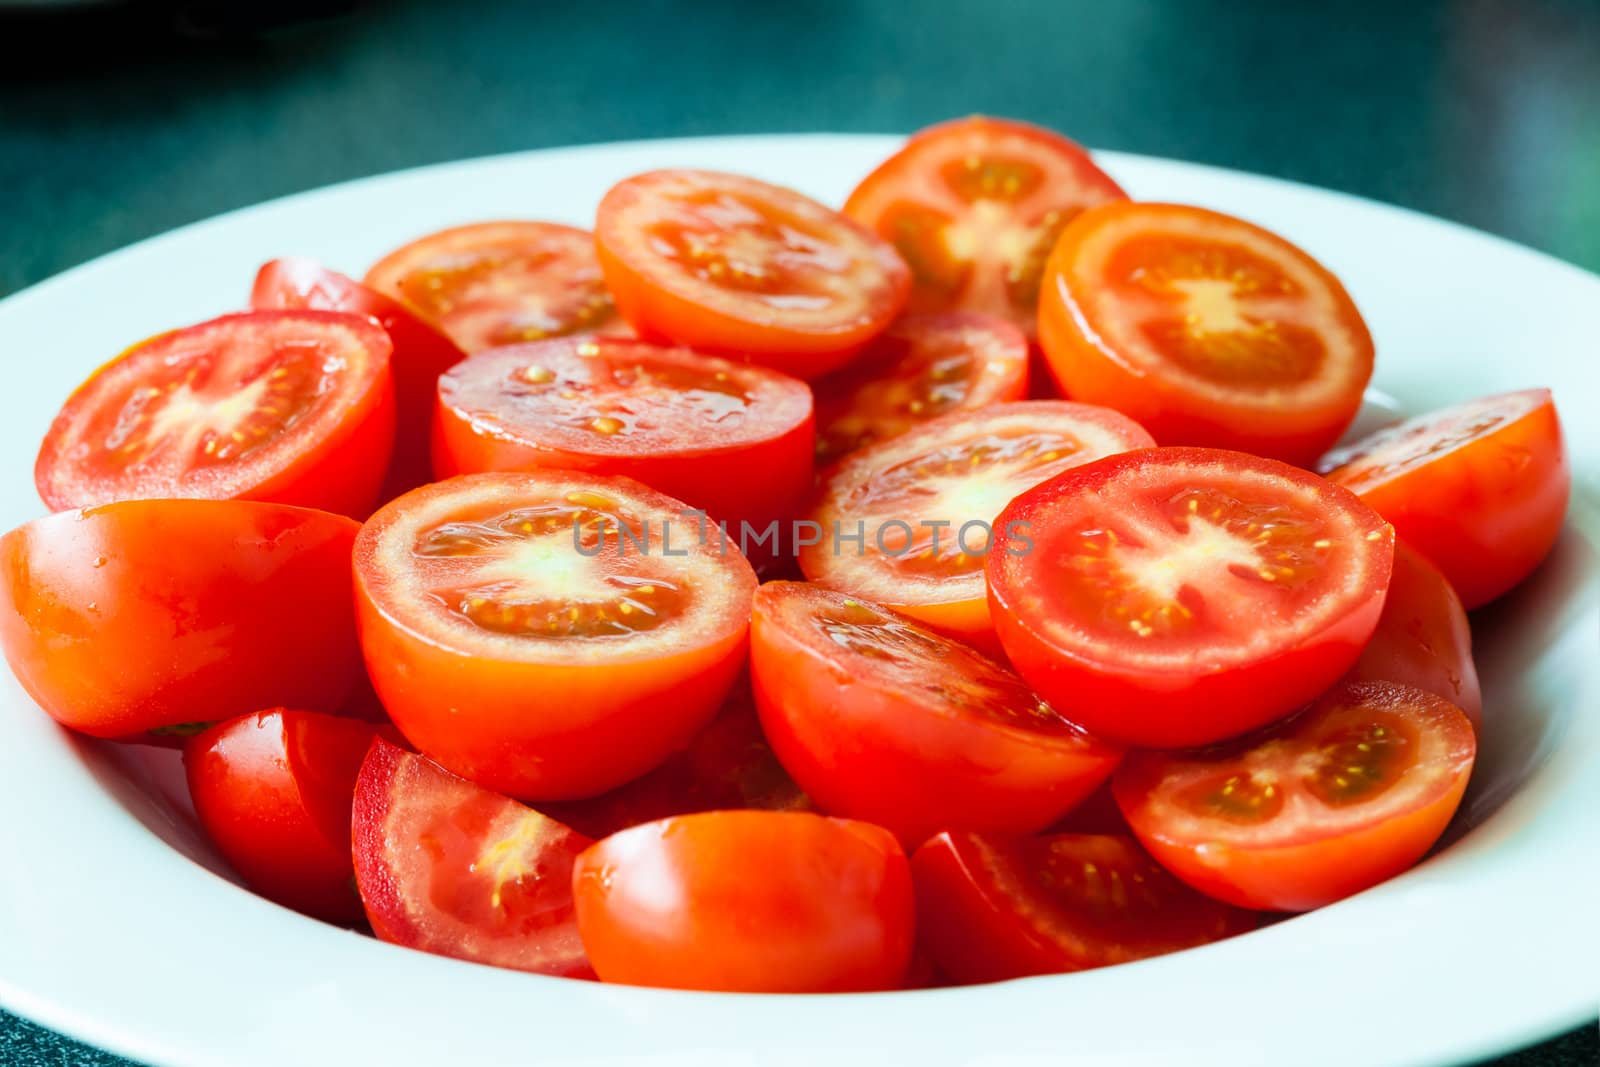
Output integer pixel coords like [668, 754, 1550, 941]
[571, 810, 914, 992]
[811, 311, 1029, 465]
[363, 221, 627, 353]
[1046, 781, 1132, 836]
[843, 116, 1128, 338]
[186, 709, 390, 924]
[801, 401, 1154, 650]
[988, 447, 1394, 748]
[353, 471, 756, 800]
[0, 499, 363, 739]
[1114, 679, 1476, 911]
[251, 257, 465, 498]
[1038, 202, 1374, 466]
[595, 169, 910, 378]
[34, 310, 395, 518]
[913, 832, 1256, 983]
[751, 582, 1120, 845]
[1318, 389, 1568, 608]
[351, 738, 593, 977]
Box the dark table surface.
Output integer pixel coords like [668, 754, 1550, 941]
[1, 0, 1597, 1063]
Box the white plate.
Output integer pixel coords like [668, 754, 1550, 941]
[0, 135, 1596, 1067]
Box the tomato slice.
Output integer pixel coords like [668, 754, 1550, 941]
[1114, 679, 1476, 911]
[571, 810, 915, 992]
[353, 471, 756, 800]
[811, 311, 1030, 465]
[844, 116, 1128, 338]
[186, 709, 390, 924]
[752, 582, 1121, 846]
[363, 221, 628, 354]
[34, 310, 395, 518]
[801, 400, 1154, 649]
[351, 738, 593, 977]
[0, 499, 363, 739]
[595, 169, 911, 377]
[988, 447, 1394, 748]
[1318, 389, 1569, 608]
[1038, 202, 1374, 466]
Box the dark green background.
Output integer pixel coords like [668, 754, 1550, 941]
[1, 0, 1596, 1063]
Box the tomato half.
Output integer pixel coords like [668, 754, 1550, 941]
[351, 738, 593, 977]
[913, 832, 1257, 983]
[353, 471, 756, 800]
[35, 310, 395, 519]
[363, 221, 627, 353]
[1037, 202, 1374, 466]
[186, 709, 389, 924]
[595, 169, 911, 378]
[1318, 389, 1569, 608]
[571, 810, 915, 992]
[0, 499, 363, 739]
[801, 401, 1154, 650]
[843, 116, 1128, 338]
[251, 257, 465, 498]
[811, 311, 1030, 465]
[988, 447, 1394, 748]
[1114, 680, 1476, 911]
[751, 582, 1121, 845]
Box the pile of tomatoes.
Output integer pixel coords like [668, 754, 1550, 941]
[0, 117, 1570, 993]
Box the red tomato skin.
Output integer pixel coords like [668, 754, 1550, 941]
[571, 811, 915, 992]
[0, 500, 364, 739]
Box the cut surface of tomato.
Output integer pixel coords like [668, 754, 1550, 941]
[844, 116, 1128, 338]
[988, 446, 1394, 748]
[595, 169, 910, 377]
[1038, 202, 1373, 466]
[352, 739, 593, 977]
[35, 310, 395, 518]
[752, 582, 1121, 845]
[1319, 389, 1568, 608]
[1114, 679, 1476, 911]
[353, 471, 756, 800]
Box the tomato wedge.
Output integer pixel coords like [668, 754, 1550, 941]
[1318, 389, 1569, 608]
[844, 116, 1128, 338]
[35, 310, 395, 518]
[595, 169, 911, 378]
[913, 832, 1257, 983]
[572, 811, 915, 992]
[801, 401, 1154, 650]
[353, 471, 756, 800]
[1114, 680, 1476, 911]
[352, 738, 593, 977]
[0, 499, 363, 739]
[1038, 202, 1374, 466]
[988, 447, 1394, 748]
[363, 221, 627, 353]
[811, 311, 1030, 465]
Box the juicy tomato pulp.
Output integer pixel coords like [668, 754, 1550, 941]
[186, 709, 388, 924]
[988, 447, 1394, 748]
[351, 739, 594, 977]
[811, 311, 1030, 465]
[0, 499, 363, 738]
[844, 116, 1128, 338]
[751, 583, 1121, 845]
[1038, 202, 1374, 466]
[572, 811, 915, 992]
[1114, 680, 1476, 911]
[595, 169, 911, 378]
[352, 471, 757, 800]
[35, 310, 395, 519]
[913, 832, 1257, 983]
[801, 401, 1155, 650]
[1319, 389, 1568, 609]
[363, 221, 628, 354]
